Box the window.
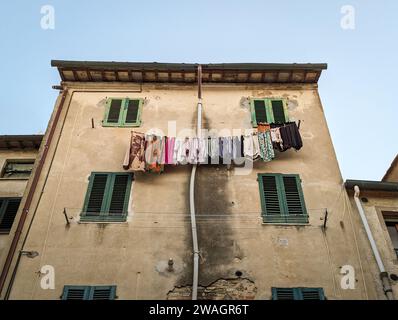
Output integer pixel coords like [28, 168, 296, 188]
[250, 98, 289, 127]
[382, 212, 398, 258]
[62, 285, 116, 300]
[272, 287, 325, 300]
[103, 98, 143, 127]
[0, 198, 21, 233]
[1, 160, 34, 179]
[258, 173, 308, 224]
[81, 172, 133, 222]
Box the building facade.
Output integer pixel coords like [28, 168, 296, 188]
[344, 154, 398, 300]
[0, 135, 42, 263]
[0, 61, 396, 300]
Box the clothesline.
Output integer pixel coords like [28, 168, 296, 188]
[123, 122, 303, 173]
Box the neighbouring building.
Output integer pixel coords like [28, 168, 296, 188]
[344, 155, 398, 300]
[0, 60, 396, 300]
[0, 135, 42, 261]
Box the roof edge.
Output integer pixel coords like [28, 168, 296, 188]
[345, 179, 398, 192]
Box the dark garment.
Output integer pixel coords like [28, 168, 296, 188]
[277, 122, 303, 151]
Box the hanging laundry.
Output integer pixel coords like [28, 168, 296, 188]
[208, 136, 219, 164]
[257, 123, 275, 162]
[232, 136, 245, 165]
[277, 122, 303, 151]
[145, 134, 164, 173]
[165, 137, 176, 164]
[197, 137, 208, 164]
[123, 131, 146, 172]
[188, 137, 199, 164]
[243, 133, 260, 161]
[175, 137, 190, 164]
[270, 127, 283, 150]
[220, 136, 233, 164]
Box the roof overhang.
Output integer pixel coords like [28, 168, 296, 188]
[345, 179, 398, 193]
[51, 60, 327, 84]
[0, 135, 43, 150]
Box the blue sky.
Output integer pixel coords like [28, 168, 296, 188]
[0, 1, 397, 180]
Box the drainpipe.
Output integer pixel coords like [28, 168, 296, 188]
[0, 89, 68, 298]
[353, 185, 394, 300]
[189, 65, 202, 300]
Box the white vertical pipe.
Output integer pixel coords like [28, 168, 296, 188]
[353, 186, 385, 273]
[353, 185, 394, 300]
[189, 66, 202, 300]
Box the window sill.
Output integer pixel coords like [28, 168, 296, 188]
[0, 177, 30, 181]
[262, 215, 309, 225]
[79, 215, 127, 223]
[102, 124, 141, 128]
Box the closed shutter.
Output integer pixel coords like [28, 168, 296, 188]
[254, 100, 268, 124]
[108, 174, 129, 216]
[85, 174, 109, 216]
[282, 176, 306, 216]
[0, 198, 21, 233]
[124, 99, 140, 125]
[271, 100, 287, 123]
[271, 288, 296, 300]
[106, 99, 122, 123]
[301, 288, 325, 300]
[81, 173, 132, 221]
[91, 286, 116, 300]
[258, 174, 308, 224]
[62, 286, 90, 300]
[260, 175, 282, 216]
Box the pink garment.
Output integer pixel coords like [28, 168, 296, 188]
[166, 137, 176, 164]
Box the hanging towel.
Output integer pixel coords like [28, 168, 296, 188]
[123, 131, 146, 172]
[208, 136, 219, 164]
[198, 137, 208, 164]
[145, 134, 164, 173]
[166, 137, 176, 164]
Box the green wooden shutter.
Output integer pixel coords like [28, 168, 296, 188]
[103, 99, 123, 126]
[83, 173, 110, 216]
[62, 286, 90, 300]
[123, 99, 142, 126]
[258, 175, 284, 218]
[281, 175, 308, 223]
[258, 174, 308, 224]
[300, 288, 325, 300]
[0, 198, 21, 233]
[107, 174, 131, 216]
[271, 288, 297, 300]
[270, 100, 289, 123]
[90, 286, 116, 300]
[272, 287, 325, 300]
[81, 173, 132, 222]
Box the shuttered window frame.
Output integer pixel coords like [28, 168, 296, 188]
[0, 197, 21, 234]
[250, 98, 289, 127]
[103, 98, 143, 127]
[81, 172, 133, 222]
[271, 287, 325, 300]
[257, 173, 308, 224]
[62, 285, 116, 300]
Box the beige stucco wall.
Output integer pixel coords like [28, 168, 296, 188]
[0, 149, 38, 260]
[2, 82, 388, 299]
